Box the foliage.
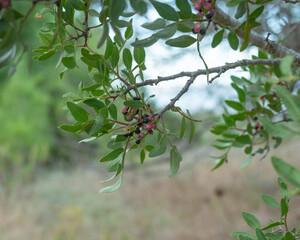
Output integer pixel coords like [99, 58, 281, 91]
[0, 0, 300, 238]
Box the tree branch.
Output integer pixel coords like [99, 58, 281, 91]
[124, 58, 281, 94]
[213, 5, 300, 64]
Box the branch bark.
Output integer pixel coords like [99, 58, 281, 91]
[213, 5, 300, 64]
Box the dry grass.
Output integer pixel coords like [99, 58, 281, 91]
[0, 140, 300, 240]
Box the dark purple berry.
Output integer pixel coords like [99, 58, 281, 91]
[135, 129, 141, 134]
[133, 97, 140, 101]
[128, 132, 134, 137]
[135, 139, 141, 144]
[143, 118, 149, 123]
[200, 29, 206, 35]
[148, 130, 153, 135]
[206, 13, 213, 19]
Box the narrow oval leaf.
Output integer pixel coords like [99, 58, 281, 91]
[100, 172, 123, 193]
[235, 2, 246, 19]
[131, 36, 158, 48]
[242, 212, 261, 230]
[62, 56, 76, 69]
[89, 115, 104, 135]
[124, 100, 144, 108]
[165, 35, 196, 48]
[66, 102, 89, 122]
[176, 0, 192, 18]
[141, 18, 166, 30]
[153, 24, 177, 39]
[256, 228, 267, 240]
[279, 55, 294, 76]
[104, 36, 113, 60]
[169, 147, 182, 178]
[100, 148, 124, 162]
[109, 0, 126, 24]
[271, 156, 300, 188]
[133, 47, 145, 64]
[212, 29, 224, 48]
[123, 48, 132, 70]
[261, 194, 280, 208]
[225, 100, 244, 111]
[228, 31, 239, 50]
[150, 0, 179, 21]
[240, 23, 251, 52]
[274, 85, 300, 122]
[180, 117, 186, 138]
[37, 50, 56, 61]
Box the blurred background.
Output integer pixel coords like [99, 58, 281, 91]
[0, 1, 299, 239]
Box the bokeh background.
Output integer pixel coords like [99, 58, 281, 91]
[0, 1, 299, 239]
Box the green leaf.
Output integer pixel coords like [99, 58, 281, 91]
[271, 156, 300, 188]
[83, 99, 105, 110]
[242, 212, 261, 230]
[37, 50, 56, 61]
[279, 55, 294, 76]
[67, 0, 86, 11]
[89, 115, 104, 135]
[261, 194, 280, 208]
[236, 135, 251, 145]
[100, 172, 123, 193]
[189, 119, 195, 144]
[231, 231, 256, 239]
[131, 36, 158, 48]
[261, 222, 283, 231]
[140, 149, 145, 164]
[240, 23, 251, 52]
[176, 0, 192, 18]
[228, 32, 239, 50]
[256, 228, 267, 240]
[235, 2, 246, 19]
[284, 232, 296, 240]
[250, 6, 264, 19]
[123, 48, 132, 70]
[141, 18, 166, 30]
[231, 83, 246, 102]
[240, 155, 252, 168]
[280, 198, 289, 217]
[153, 24, 177, 39]
[133, 47, 145, 64]
[124, 100, 144, 108]
[211, 29, 224, 48]
[104, 36, 113, 60]
[225, 100, 244, 111]
[108, 104, 118, 120]
[165, 35, 196, 48]
[211, 156, 226, 170]
[227, 0, 244, 7]
[169, 147, 182, 178]
[258, 117, 296, 138]
[111, 45, 119, 68]
[62, 56, 76, 69]
[180, 117, 186, 139]
[59, 124, 82, 133]
[150, 0, 179, 21]
[274, 86, 300, 122]
[100, 148, 124, 162]
[109, 0, 126, 24]
[66, 102, 89, 122]
[149, 134, 168, 158]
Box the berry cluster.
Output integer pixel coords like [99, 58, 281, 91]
[192, 0, 214, 35]
[121, 97, 157, 145]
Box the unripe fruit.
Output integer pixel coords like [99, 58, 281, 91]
[194, 3, 201, 10]
[140, 133, 145, 138]
[199, 0, 206, 7]
[136, 115, 140, 121]
[152, 123, 157, 129]
[126, 115, 132, 121]
[205, 2, 212, 9]
[142, 125, 147, 130]
[147, 116, 153, 121]
[124, 105, 129, 110]
[197, 12, 203, 18]
[131, 109, 136, 115]
[147, 124, 152, 130]
[193, 23, 201, 34]
[259, 95, 264, 100]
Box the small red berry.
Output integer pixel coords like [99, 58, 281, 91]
[259, 95, 264, 100]
[142, 125, 147, 130]
[197, 12, 202, 18]
[131, 109, 136, 115]
[147, 116, 153, 121]
[140, 133, 145, 138]
[205, 2, 212, 9]
[147, 124, 152, 130]
[194, 3, 201, 10]
[126, 115, 132, 121]
[152, 123, 157, 129]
